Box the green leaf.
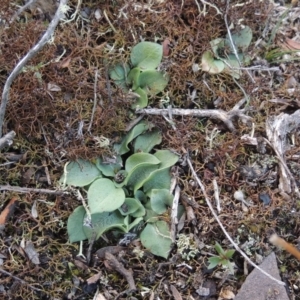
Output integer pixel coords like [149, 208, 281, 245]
[118, 197, 145, 218]
[132, 87, 148, 109]
[210, 38, 226, 58]
[131, 42, 163, 70]
[109, 63, 130, 81]
[226, 26, 252, 51]
[201, 51, 224, 74]
[114, 120, 149, 155]
[207, 256, 221, 269]
[139, 70, 169, 95]
[140, 221, 172, 258]
[88, 178, 125, 214]
[83, 211, 127, 241]
[67, 206, 88, 243]
[133, 128, 162, 153]
[127, 67, 141, 90]
[225, 249, 235, 259]
[125, 153, 160, 192]
[149, 189, 173, 214]
[223, 54, 242, 79]
[95, 156, 122, 177]
[215, 242, 226, 256]
[125, 153, 160, 173]
[60, 159, 102, 187]
[143, 150, 179, 194]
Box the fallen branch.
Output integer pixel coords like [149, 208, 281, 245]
[136, 99, 251, 132]
[0, 185, 66, 195]
[0, 0, 69, 137]
[186, 155, 285, 286]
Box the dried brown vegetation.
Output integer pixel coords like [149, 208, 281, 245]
[0, 0, 300, 299]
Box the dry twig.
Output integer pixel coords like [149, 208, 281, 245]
[0, 0, 68, 137]
[136, 99, 251, 132]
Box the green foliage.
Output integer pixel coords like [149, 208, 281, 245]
[60, 121, 179, 258]
[201, 26, 252, 78]
[109, 41, 169, 108]
[207, 242, 235, 274]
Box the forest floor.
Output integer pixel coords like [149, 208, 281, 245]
[1, 0, 300, 299]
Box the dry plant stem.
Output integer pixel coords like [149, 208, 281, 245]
[213, 179, 221, 213]
[171, 186, 180, 242]
[0, 268, 44, 293]
[136, 104, 251, 132]
[186, 156, 285, 286]
[104, 252, 136, 291]
[0, 130, 16, 150]
[270, 234, 300, 261]
[88, 69, 98, 132]
[0, 185, 66, 195]
[0, 0, 68, 137]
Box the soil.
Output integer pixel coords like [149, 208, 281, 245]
[0, 0, 300, 299]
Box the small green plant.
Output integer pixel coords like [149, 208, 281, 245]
[109, 41, 169, 108]
[207, 242, 235, 274]
[60, 120, 179, 258]
[201, 26, 252, 78]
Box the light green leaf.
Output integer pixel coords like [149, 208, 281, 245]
[88, 178, 125, 214]
[125, 153, 160, 173]
[133, 128, 162, 153]
[131, 42, 163, 70]
[215, 242, 226, 256]
[201, 51, 224, 74]
[109, 63, 130, 81]
[143, 150, 179, 194]
[207, 256, 221, 269]
[225, 249, 235, 259]
[125, 153, 160, 192]
[140, 221, 172, 258]
[132, 87, 148, 109]
[127, 67, 141, 90]
[83, 211, 127, 241]
[60, 159, 102, 187]
[139, 70, 169, 95]
[210, 38, 225, 57]
[149, 189, 173, 214]
[226, 26, 252, 51]
[67, 206, 88, 243]
[118, 198, 145, 218]
[223, 54, 242, 79]
[95, 156, 122, 177]
[114, 120, 149, 155]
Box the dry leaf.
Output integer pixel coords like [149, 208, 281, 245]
[86, 272, 102, 285]
[170, 285, 183, 300]
[24, 241, 40, 265]
[218, 287, 235, 299]
[0, 197, 18, 226]
[31, 201, 38, 219]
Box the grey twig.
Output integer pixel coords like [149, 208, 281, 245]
[0, 268, 45, 293]
[0, 130, 16, 150]
[0, 0, 69, 137]
[0, 185, 66, 195]
[88, 69, 98, 132]
[136, 103, 252, 132]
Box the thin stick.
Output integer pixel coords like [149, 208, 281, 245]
[0, 268, 45, 293]
[9, 0, 38, 24]
[0, 0, 68, 137]
[88, 69, 98, 132]
[136, 106, 252, 132]
[0, 185, 66, 195]
[186, 156, 285, 286]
